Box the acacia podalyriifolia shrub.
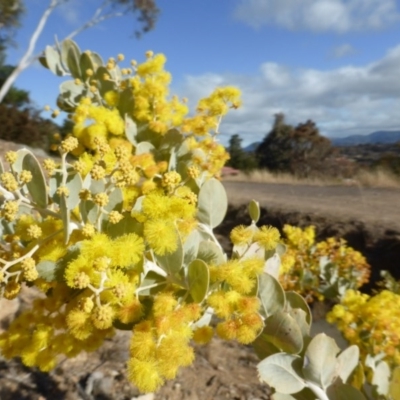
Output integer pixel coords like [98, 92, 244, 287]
[0, 39, 399, 399]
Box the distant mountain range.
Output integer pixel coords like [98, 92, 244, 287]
[330, 130, 400, 146]
[242, 130, 400, 151]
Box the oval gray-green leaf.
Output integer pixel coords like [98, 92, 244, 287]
[371, 360, 391, 396]
[36, 260, 57, 282]
[176, 161, 189, 181]
[135, 141, 155, 155]
[65, 171, 82, 209]
[59, 80, 86, 107]
[38, 55, 49, 69]
[336, 345, 360, 384]
[258, 272, 286, 317]
[191, 307, 213, 329]
[177, 139, 191, 157]
[168, 148, 177, 171]
[89, 51, 104, 69]
[287, 308, 310, 339]
[183, 229, 201, 266]
[197, 240, 225, 266]
[303, 333, 340, 389]
[62, 39, 81, 78]
[389, 366, 400, 400]
[156, 232, 183, 274]
[13, 148, 30, 174]
[131, 195, 145, 215]
[80, 200, 99, 224]
[188, 259, 209, 303]
[139, 270, 167, 296]
[326, 383, 367, 400]
[106, 214, 143, 239]
[109, 64, 122, 81]
[44, 45, 64, 76]
[263, 311, 303, 354]
[22, 152, 48, 208]
[276, 242, 287, 257]
[159, 128, 182, 150]
[264, 253, 281, 279]
[89, 178, 105, 195]
[104, 187, 123, 213]
[125, 115, 138, 145]
[253, 331, 280, 360]
[61, 40, 80, 68]
[80, 51, 95, 80]
[248, 199, 260, 223]
[285, 291, 312, 325]
[257, 353, 305, 394]
[96, 66, 116, 95]
[49, 169, 82, 209]
[197, 178, 227, 228]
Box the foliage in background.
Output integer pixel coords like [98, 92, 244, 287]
[279, 225, 371, 303]
[0, 63, 29, 107]
[0, 0, 160, 104]
[226, 134, 258, 171]
[256, 113, 334, 178]
[0, 0, 24, 49]
[0, 54, 59, 148]
[373, 150, 400, 177]
[327, 288, 400, 367]
[0, 103, 59, 148]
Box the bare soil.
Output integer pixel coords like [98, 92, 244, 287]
[1, 140, 400, 399]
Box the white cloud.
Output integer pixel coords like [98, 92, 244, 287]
[330, 43, 356, 59]
[233, 0, 400, 33]
[56, 0, 81, 25]
[179, 44, 400, 146]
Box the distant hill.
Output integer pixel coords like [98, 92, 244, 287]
[331, 131, 400, 146]
[241, 130, 400, 152]
[243, 142, 260, 152]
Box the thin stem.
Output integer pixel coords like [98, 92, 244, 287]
[0, 0, 125, 104]
[0, 0, 60, 103]
[197, 223, 224, 252]
[0, 228, 63, 271]
[306, 382, 330, 400]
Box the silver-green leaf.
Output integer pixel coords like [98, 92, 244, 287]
[22, 152, 48, 208]
[303, 333, 340, 389]
[257, 353, 305, 394]
[197, 178, 228, 228]
[187, 259, 209, 303]
[258, 272, 286, 317]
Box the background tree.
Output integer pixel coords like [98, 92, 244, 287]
[0, 0, 159, 103]
[0, 103, 59, 148]
[373, 148, 400, 176]
[289, 119, 333, 177]
[256, 113, 295, 172]
[256, 113, 333, 177]
[227, 134, 258, 171]
[0, 63, 29, 106]
[0, 0, 24, 49]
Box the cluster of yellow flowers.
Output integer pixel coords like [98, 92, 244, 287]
[51, 50, 241, 181]
[0, 43, 270, 394]
[0, 284, 114, 372]
[279, 225, 370, 302]
[327, 289, 400, 367]
[229, 224, 281, 251]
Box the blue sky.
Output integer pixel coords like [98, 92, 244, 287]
[5, 0, 400, 146]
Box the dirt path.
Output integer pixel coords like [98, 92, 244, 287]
[223, 181, 400, 231]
